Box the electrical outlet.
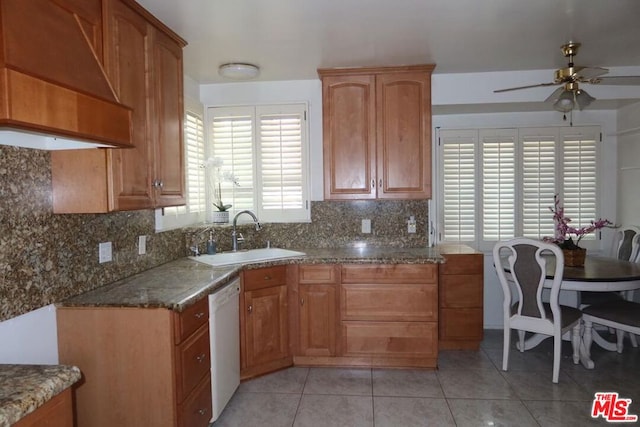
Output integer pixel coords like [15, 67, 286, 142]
[138, 235, 146, 255]
[408, 216, 417, 234]
[99, 242, 112, 263]
[361, 219, 371, 233]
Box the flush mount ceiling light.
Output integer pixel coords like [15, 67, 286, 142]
[218, 63, 260, 80]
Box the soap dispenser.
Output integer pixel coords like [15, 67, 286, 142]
[207, 231, 217, 255]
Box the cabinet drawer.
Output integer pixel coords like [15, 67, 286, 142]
[440, 254, 483, 275]
[175, 323, 210, 402]
[439, 275, 483, 308]
[342, 264, 437, 284]
[439, 308, 484, 340]
[243, 265, 287, 291]
[178, 375, 212, 427]
[342, 321, 437, 358]
[342, 283, 437, 321]
[174, 297, 208, 343]
[299, 264, 339, 284]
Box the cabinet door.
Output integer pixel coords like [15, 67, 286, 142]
[244, 285, 289, 368]
[104, 0, 154, 210]
[152, 29, 186, 207]
[322, 74, 376, 200]
[376, 72, 432, 199]
[299, 284, 337, 356]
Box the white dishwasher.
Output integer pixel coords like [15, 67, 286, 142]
[209, 278, 241, 422]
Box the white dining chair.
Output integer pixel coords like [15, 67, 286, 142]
[582, 226, 640, 349]
[493, 238, 582, 383]
[583, 299, 640, 354]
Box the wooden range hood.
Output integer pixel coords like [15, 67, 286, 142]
[0, 0, 132, 149]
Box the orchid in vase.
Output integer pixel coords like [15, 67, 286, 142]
[545, 194, 612, 250]
[205, 157, 239, 212]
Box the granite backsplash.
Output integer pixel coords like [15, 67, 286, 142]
[1, 145, 429, 321]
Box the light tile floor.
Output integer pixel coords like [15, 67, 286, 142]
[211, 330, 640, 426]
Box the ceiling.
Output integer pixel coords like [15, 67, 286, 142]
[137, 0, 640, 111]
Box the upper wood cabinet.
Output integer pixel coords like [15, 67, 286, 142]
[318, 65, 434, 200]
[50, 0, 186, 213]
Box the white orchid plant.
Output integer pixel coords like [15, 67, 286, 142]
[204, 157, 239, 212]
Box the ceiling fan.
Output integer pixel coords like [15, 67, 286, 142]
[494, 42, 640, 113]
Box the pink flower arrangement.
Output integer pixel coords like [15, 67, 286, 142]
[546, 194, 612, 249]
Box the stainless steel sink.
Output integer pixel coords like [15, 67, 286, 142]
[190, 248, 306, 267]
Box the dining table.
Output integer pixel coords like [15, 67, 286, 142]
[502, 254, 640, 369]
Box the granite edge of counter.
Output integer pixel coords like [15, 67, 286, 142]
[0, 364, 81, 427]
[56, 247, 450, 312]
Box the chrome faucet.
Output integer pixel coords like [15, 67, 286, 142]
[232, 210, 262, 251]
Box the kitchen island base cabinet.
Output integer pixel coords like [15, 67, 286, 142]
[57, 299, 211, 427]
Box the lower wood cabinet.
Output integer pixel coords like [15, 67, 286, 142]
[240, 265, 291, 379]
[13, 388, 73, 427]
[339, 264, 438, 367]
[57, 296, 211, 427]
[438, 245, 485, 350]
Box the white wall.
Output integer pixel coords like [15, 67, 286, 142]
[617, 101, 640, 226]
[0, 305, 59, 364]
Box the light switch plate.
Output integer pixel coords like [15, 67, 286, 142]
[361, 219, 371, 233]
[99, 242, 112, 263]
[138, 235, 146, 255]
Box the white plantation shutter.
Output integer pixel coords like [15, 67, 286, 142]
[521, 128, 557, 239]
[439, 130, 477, 242]
[437, 126, 601, 250]
[256, 105, 307, 222]
[561, 126, 599, 243]
[481, 129, 516, 242]
[185, 111, 206, 213]
[209, 104, 309, 223]
[211, 107, 255, 214]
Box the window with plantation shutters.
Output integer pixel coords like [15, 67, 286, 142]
[209, 104, 309, 222]
[438, 126, 601, 250]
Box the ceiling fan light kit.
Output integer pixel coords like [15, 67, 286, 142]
[494, 41, 640, 115]
[218, 63, 260, 80]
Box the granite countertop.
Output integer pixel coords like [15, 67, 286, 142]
[0, 364, 81, 427]
[58, 246, 445, 312]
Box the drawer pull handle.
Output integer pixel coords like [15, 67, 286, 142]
[264, 275, 271, 280]
[197, 408, 208, 416]
[194, 312, 205, 319]
[371, 179, 375, 189]
[300, 298, 304, 306]
[248, 305, 253, 313]
[196, 353, 206, 363]
[379, 179, 382, 187]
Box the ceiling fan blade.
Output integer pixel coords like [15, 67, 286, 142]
[544, 86, 565, 103]
[575, 66, 608, 80]
[494, 82, 558, 93]
[592, 76, 640, 85]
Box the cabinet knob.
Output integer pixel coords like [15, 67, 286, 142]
[152, 179, 164, 189]
[195, 353, 206, 363]
[379, 179, 382, 188]
[300, 298, 304, 306]
[248, 305, 253, 313]
[371, 179, 375, 189]
[264, 275, 271, 280]
[194, 312, 205, 319]
[197, 408, 208, 416]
